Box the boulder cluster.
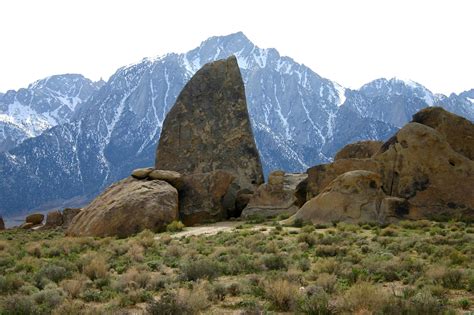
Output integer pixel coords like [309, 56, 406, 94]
[8, 56, 471, 237]
[288, 107, 474, 225]
[66, 56, 264, 237]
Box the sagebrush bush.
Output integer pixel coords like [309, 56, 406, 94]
[180, 258, 219, 281]
[83, 256, 108, 280]
[342, 282, 389, 313]
[167, 220, 185, 232]
[264, 279, 299, 311]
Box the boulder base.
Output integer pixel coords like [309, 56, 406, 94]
[288, 171, 390, 224]
[0, 217, 5, 230]
[62, 208, 81, 228]
[242, 171, 307, 218]
[44, 211, 64, 228]
[178, 170, 235, 226]
[67, 178, 178, 237]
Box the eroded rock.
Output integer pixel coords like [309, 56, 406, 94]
[242, 171, 307, 218]
[155, 56, 264, 191]
[334, 140, 383, 160]
[67, 177, 178, 237]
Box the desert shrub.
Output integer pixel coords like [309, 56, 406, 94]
[458, 298, 470, 310]
[32, 287, 65, 311]
[264, 279, 299, 311]
[147, 286, 209, 315]
[0, 241, 7, 251]
[427, 266, 464, 289]
[60, 276, 87, 298]
[0, 274, 24, 293]
[0, 294, 39, 314]
[238, 299, 265, 315]
[341, 282, 389, 313]
[180, 258, 220, 281]
[315, 273, 337, 293]
[119, 288, 153, 306]
[298, 233, 317, 247]
[26, 243, 42, 258]
[81, 288, 115, 302]
[298, 288, 333, 315]
[35, 264, 69, 284]
[167, 220, 185, 232]
[298, 257, 311, 272]
[136, 229, 156, 248]
[114, 267, 150, 290]
[380, 227, 398, 237]
[315, 245, 346, 257]
[227, 282, 241, 296]
[293, 218, 305, 227]
[51, 300, 86, 315]
[83, 256, 108, 280]
[127, 242, 145, 262]
[262, 254, 288, 271]
[208, 282, 227, 301]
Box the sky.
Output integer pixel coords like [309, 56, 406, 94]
[0, 0, 473, 95]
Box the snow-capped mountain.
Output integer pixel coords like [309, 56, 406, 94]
[0, 32, 472, 217]
[0, 74, 102, 151]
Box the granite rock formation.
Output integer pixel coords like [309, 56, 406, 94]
[334, 140, 383, 160]
[242, 171, 307, 218]
[67, 178, 178, 237]
[155, 56, 264, 191]
[178, 170, 235, 225]
[288, 171, 391, 224]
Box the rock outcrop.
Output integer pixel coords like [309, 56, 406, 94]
[412, 107, 474, 160]
[374, 122, 474, 221]
[0, 217, 4, 230]
[62, 208, 81, 228]
[242, 171, 307, 218]
[25, 213, 44, 225]
[288, 171, 392, 224]
[291, 107, 474, 224]
[67, 178, 178, 237]
[178, 170, 235, 225]
[306, 158, 380, 200]
[44, 210, 64, 228]
[334, 140, 383, 160]
[155, 56, 264, 191]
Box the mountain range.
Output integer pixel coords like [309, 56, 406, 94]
[1, 32, 473, 218]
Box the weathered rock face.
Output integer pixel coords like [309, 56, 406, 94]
[288, 170, 392, 224]
[242, 171, 307, 218]
[0, 217, 4, 230]
[306, 158, 380, 200]
[334, 140, 383, 160]
[155, 56, 264, 191]
[44, 210, 64, 228]
[62, 208, 81, 228]
[178, 170, 235, 226]
[26, 213, 44, 225]
[67, 178, 178, 237]
[412, 107, 474, 160]
[374, 122, 474, 221]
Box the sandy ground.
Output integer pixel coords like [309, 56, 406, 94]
[155, 220, 302, 240]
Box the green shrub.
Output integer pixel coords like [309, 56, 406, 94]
[166, 220, 185, 232]
[298, 289, 333, 315]
[35, 264, 69, 284]
[264, 279, 299, 311]
[262, 254, 287, 271]
[1, 294, 39, 315]
[180, 258, 220, 281]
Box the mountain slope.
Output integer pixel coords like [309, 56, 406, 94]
[0, 74, 102, 151]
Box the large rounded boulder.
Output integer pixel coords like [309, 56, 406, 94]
[288, 170, 390, 224]
[67, 178, 178, 237]
[374, 122, 474, 221]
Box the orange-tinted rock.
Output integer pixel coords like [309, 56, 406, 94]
[334, 140, 383, 160]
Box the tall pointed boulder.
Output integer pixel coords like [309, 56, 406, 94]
[155, 56, 264, 190]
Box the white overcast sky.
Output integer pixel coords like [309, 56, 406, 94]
[0, 0, 473, 95]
